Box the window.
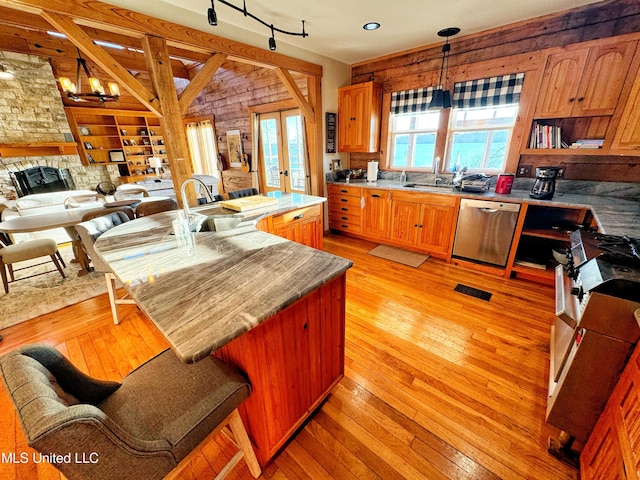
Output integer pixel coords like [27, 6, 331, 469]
[185, 119, 219, 177]
[445, 104, 518, 172]
[389, 86, 440, 171]
[390, 111, 440, 169]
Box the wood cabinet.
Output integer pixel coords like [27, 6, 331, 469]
[215, 274, 346, 467]
[388, 191, 458, 258]
[270, 204, 323, 249]
[328, 183, 362, 234]
[337, 81, 382, 153]
[611, 65, 640, 153]
[535, 42, 637, 119]
[581, 336, 640, 479]
[361, 188, 390, 239]
[526, 40, 638, 156]
[65, 107, 168, 176]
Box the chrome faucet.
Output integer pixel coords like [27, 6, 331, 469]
[180, 177, 214, 218]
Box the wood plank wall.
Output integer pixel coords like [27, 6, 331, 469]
[182, 60, 308, 172]
[347, 0, 640, 182]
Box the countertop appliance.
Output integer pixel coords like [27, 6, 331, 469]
[547, 230, 640, 443]
[452, 199, 521, 267]
[453, 173, 492, 193]
[530, 166, 561, 200]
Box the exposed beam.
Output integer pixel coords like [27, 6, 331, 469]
[142, 34, 194, 208]
[39, 10, 161, 116]
[275, 68, 314, 122]
[1, 0, 322, 77]
[178, 53, 227, 114]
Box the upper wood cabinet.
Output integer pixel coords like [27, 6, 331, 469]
[535, 41, 637, 119]
[611, 65, 640, 152]
[337, 81, 382, 153]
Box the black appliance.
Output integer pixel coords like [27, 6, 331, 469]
[530, 166, 561, 200]
[10, 167, 75, 197]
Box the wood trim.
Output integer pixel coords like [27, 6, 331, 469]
[275, 68, 314, 122]
[0, 142, 77, 157]
[178, 53, 227, 114]
[40, 10, 161, 116]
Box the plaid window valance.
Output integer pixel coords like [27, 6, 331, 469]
[390, 87, 436, 114]
[452, 73, 525, 108]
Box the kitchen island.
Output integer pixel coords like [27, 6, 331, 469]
[93, 193, 353, 466]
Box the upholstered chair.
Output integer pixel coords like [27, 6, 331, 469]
[0, 238, 65, 293]
[228, 188, 258, 199]
[113, 186, 149, 201]
[0, 344, 261, 480]
[63, 193, 107, 209]
[135, 198, 178, 217]
[75, 211, 135, 324]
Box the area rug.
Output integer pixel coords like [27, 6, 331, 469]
[368, 244, 430, 268]
[0, 244, 107, 330]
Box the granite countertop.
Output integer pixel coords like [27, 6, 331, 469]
[329, 179, 640, 238]
[94, 193, 353, 363]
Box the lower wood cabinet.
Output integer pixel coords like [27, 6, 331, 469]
[389, 191, 458, 258]
[215, 274, 346, 466]
[328, 184, 362, 234]
[581, 336, 640, 479]
[361, 188, 391, 239]
[258, 204, 323, 249]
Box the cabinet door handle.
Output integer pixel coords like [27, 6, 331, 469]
[371, 194, 381, 198]
[341, 198, 348, 202]
[341, 207, 348, 211]
[341, 216, 349, 220]
[577, 97, 584, 102]
[341, 224, 349, 228]
[340, 189, 348, 193]
[568, 97, 575, 102]
[293, 214, 304, 220]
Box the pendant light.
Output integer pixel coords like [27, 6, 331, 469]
[429, 27, 460, 110]
[58, 48, 120, 103]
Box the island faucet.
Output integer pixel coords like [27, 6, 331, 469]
[180, 177, 214, 218]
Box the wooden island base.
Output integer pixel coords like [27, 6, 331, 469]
[215, 273, 347, 467]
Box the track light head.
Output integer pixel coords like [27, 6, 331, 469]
[208, 0, 217, 26]
[269, 35, 276, 51]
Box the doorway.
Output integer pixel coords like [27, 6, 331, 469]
[257, 109, 308, 194]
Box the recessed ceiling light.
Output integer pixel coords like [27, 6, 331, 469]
[363, 22, 380, 31]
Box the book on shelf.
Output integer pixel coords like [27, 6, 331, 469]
[569, 138, 604, 149]
[529, 122, 563, 149]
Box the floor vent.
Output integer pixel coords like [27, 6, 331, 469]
[454, 284, 492, 301]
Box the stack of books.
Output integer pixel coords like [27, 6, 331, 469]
[569, 139, 604, 149]
[529, 122, 566, 149]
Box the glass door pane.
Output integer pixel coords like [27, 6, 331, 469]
[283, 111, 306, 193]
[259, 115, 281, 190]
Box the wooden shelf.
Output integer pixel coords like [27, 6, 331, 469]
[520, 228, 571, 241]
[522, 148, 608, 156]
[0, 142, 77, 158]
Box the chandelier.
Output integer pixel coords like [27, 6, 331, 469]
[58, 49, 120, 103]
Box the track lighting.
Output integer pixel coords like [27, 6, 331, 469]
[207, 0, 217, 26]
[429, 27, 460, 110]
[207, 0, 307, 52]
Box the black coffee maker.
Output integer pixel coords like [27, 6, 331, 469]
[530, 166, 561, 200]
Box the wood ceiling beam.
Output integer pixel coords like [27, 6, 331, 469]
[40, 10, 162, 116]
[275, 68, 314, 122]
[178, 53, 227, 114]
[0, 0, 322, 77]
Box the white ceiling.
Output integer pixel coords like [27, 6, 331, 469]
[106, 0, 605, 65]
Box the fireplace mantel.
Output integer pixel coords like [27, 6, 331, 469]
[0, 142, 78, 158]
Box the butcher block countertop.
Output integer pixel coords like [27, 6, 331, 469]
[94, 193, 352, 363]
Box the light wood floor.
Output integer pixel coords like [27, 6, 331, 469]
[0, 233, 578, 479]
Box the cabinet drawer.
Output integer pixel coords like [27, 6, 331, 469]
[328, 183, 361, 197]
[329, 195, 362, 209]
[330, 219, 361, 233]
[329, 211, 361, 225]
[272, 205, 321, 228]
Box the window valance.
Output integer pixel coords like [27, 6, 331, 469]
[390, 87, 436, 114]
[452, 73, 525, 108]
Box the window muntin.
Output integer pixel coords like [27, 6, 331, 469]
[445, 104, 518, 172]
[389, 111, 440, 170]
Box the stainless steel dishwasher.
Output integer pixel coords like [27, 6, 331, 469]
[452, 199, 521, 267]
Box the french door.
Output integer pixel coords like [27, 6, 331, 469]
[257, 109, 308, 194]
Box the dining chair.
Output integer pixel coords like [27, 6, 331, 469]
[228, 188, 258, 199]
[114, 186, 149, 201]
[75, 211, 136, 324]
[0, 238, 66, 293]
[82, 205, 135, 221]
[135, 198, 178, 217]
[63, 193, 107, 209]
[0, 344, 262, 480]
